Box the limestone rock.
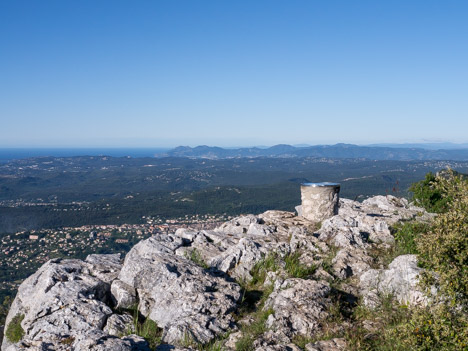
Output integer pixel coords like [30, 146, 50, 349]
[223, 331, 243, 349]
[104, 314, 135, 336]
[73, 333, 150, 351]
[209, 237, 264, 280]
[295, 205, 303, 217]
[111, 279, 137, 309]
[289, 227, 322, 253]
[174, 229, 225, 263]
[359, 255, 432, 307]
[4, 334, 150, 351]
[117, 234, 241, 345]
[1, 256, 148, 351]
[253, 333, 303, 350]
[155, 346, 192, 351]
[306, 338, 347, 351]
[362, 195, 407, 212]
[215, 215, 273, 236]
[254, 344, 302, 351]
[311, 195, 433, 279]
[332, 248, 373, 279]
[85, 253, 122, 283]
[264, 279, 331, 339]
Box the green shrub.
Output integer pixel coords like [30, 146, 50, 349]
[409, 172, 449, 213]
[391, 304, 468, 351]
[415, 171, 468, 303]
[344, 295, 412, 351]
[391, 221, 429, 256]
[349, 302, 467, 351]
[368, 220, 429, 269]
[5, 314, 25, 343]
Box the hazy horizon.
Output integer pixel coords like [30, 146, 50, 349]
[2, 141, 468, 158]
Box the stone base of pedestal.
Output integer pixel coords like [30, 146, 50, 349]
[300, 183, 340, 222]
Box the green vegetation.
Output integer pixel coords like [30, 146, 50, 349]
[3, 156, 465, 233]
[409, 172, 450, 213]
[5, 314, 25, 343]
[179, 330, 232, 350]
[300, 171, 468, 350]
[373, 221, 430, 266]
[392, 222, 425, 255]
[339, 295, 468, 351]
[194, 335, 229, 351]
[135, 318, 161, 349]
[125, 303, 231, 350]
[344, 295, 412, 351]
[119, 304, 162, 349]
[1, 167, 467, 349]
[321, 245, 339, 277]
[284, 252, 316, 279]
[0, 295, 12, 327]
[234, 252, 316, 351]
[235, 307, 274, 351]
[186, 248, 209, 269]
[416, 171, 468, 303]
[392, 304, 468, 351]
[249, 251, 316, 286]
[234, 255, 278, 351]
[249, 253, 279, 286]
[291, 335, 317, 349]
[346, 171, 468, 350]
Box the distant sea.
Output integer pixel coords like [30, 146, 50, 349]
[0, 148, 170, 163]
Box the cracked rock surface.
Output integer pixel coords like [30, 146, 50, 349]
[359, 254, 435, 307]
[2, 255, 150, 351]
[115, 234, 241, 345]
[263, 278, 331, 341]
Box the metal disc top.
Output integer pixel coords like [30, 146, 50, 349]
[301, 182, 340, 187]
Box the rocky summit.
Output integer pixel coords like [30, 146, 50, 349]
[1, 195, 434, 351]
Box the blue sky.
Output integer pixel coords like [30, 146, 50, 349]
[1, 0, 467, 147]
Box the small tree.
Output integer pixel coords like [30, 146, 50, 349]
[409, 172, 449, 213]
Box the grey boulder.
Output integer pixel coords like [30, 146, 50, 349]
[116, 234, 241, 345]
[359, 255, 434, 307]
[2, 255, 149, 351]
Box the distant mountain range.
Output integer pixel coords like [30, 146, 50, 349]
[368, 142, 468, 150]
[156, 143, 468, 161]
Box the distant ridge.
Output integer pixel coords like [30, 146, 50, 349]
[368, 142, 468, 150]
[157, 143, 468, 161]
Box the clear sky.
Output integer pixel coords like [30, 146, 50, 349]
[1, 0, 467, 147]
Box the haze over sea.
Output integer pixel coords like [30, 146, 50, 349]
[0, 148, 170, 163]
